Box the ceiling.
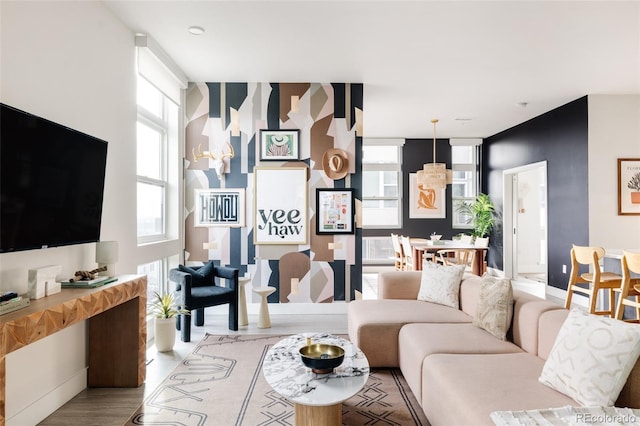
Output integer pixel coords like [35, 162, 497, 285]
[104, 0, 640, 139]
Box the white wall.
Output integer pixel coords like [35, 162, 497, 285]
[588, 95, 640, 250]
[0, 1, 180, 423]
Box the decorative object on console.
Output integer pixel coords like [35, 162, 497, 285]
[618, 158, 640, 215]
[95, 241, 118, 276]
[259, 129, 300, 161]
[70, 266, 107, 282]
[415, 119, 452, 190]
[417, 262, 465, 308]
[539, 308, 640, 406]
[28, 265, 62, 299]
[0, 296, 30, 316]
[60, 276, 117, 288]
[472, 274, 514, 341]
[322, 148, 349, 180]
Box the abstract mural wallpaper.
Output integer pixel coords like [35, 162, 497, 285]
[184, 82, 363, 304]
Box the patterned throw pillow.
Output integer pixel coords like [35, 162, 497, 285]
[539, 309, 640, 406]
[472, 275, 513, 341]
[178, 261, 216, 287]
[417, 262, 465, 308]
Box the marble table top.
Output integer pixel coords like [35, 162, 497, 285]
[262, 333, 369, 407]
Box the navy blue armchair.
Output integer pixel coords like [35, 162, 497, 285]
[169, 262, 239, 342]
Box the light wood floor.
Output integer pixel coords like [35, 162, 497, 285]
[38, 312, 348, 426]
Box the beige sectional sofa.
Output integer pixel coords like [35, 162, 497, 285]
[348, 271, 640, 425]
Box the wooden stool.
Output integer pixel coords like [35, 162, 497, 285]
[253, 286, 276, 328]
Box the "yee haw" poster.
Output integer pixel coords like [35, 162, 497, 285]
[254, 167, 308, 244]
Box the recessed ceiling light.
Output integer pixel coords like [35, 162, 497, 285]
[188, 26, 205, 35]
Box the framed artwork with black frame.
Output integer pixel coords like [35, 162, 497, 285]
[316, 188, 355, 234]
[259, 129, 300, 161]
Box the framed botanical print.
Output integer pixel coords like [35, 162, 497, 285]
[259, 129, 300, 161]
[254, 166, 308, 244]
[316, 188, 355, 234]
[618, 158, 640, 215]
[194, 188, 245, 227]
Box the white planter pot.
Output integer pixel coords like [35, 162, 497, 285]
[154, 317, 176, 352]
[474, 237, 489, 248]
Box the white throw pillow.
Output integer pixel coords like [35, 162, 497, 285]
[473, 275, 513, 341]
[539, 309, 640, 406]
[417, 262, 465, 308]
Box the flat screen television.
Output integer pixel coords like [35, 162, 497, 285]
[0, 103, 108, 253]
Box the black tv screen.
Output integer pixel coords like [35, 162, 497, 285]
[0, 103, 108, 253]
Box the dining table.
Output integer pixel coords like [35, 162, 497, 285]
[411, 239, 489, 276]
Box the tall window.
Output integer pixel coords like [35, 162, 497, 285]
[362, 140, 404, 228]
[136, 75, 178, 242]
[451, 140, 481, 228]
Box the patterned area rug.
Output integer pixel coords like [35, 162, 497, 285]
[126, 334, 429, 425]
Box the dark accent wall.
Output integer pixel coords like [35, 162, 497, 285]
[483, 96, 589, 290]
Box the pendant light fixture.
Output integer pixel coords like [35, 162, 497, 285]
[416, 119, 452, 190]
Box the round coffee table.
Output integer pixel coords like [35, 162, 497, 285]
[262, 333, 369, 425]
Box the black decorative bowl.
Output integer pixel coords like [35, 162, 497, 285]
[299, 343, 345, 374]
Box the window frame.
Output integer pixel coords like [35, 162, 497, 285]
[136, 75, 176, 244]
[361, 140, 404, 229]
[450, 140, 482, 229]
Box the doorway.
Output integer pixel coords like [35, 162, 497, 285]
[503, 161, 548, 285]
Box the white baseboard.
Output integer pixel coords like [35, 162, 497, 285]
[7, 368, 87, 426]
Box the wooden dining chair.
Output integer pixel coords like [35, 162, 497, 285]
[564, 245, 622, 316]
[437, 234, 474, 268]
[401, 236, 414, 271]
[391, 233, 404, 271]
[614, 250, 640, 322]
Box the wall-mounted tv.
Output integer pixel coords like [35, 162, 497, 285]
[0, 103, 108, 253]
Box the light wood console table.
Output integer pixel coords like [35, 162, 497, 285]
[0, 274, 147, 425]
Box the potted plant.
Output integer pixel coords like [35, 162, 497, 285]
[148, 291, 188, 352]
[456, 193, 497, 247]
[628, 172, 640, 204]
